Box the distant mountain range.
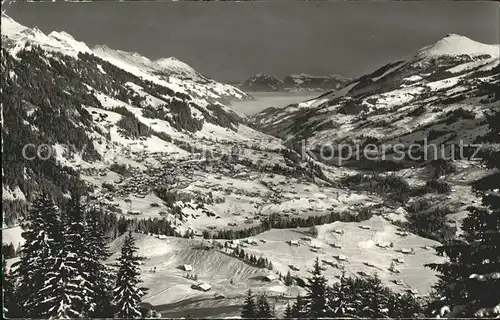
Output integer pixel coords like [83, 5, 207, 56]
[239, 73, 352, 93]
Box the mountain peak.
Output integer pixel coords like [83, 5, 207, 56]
[1, 13, 28, 37]
[417, 33, 499, 59]
[156, 56, 180, 62]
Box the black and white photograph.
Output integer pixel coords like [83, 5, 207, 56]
[1, 0, 499, 319]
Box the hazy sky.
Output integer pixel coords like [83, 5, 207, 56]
[5, 1, 499, 82]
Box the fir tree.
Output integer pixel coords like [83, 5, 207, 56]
[12, 192, 64, 317]
[284, 301, 293, 319]
[85, 207, 114, 317]
[2, 257, 21, 318]
[284, 270, 294, 286]
[304, 257, 328, 318]
[256, 294, 272, 318]
[291, 294, 307, 319]
[326, 271, 356, 317]
[113, 231, 147, 318]
[392, 292, 422, 318]
[360, 274, 391, 318]
[241, 289, 256, 319]
[37, 192, 91, 318]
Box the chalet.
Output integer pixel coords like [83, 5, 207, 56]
[310, 241, 322, 249]
[214, 293, 226, 300]
[246, 238, 258, 245]
[289, 265, 300, 271]
[395, 258, 405, 264]
[263, 274, 277, 282]
[289, 240, 299, 246]
[330, 243, 342, 249]
[401, 248, 414, 254]
[358, 225, 371, 230]
[183, 264, 193, 271]
[336, 255, 347, 261]
[406, 288, 419, 295]
[191, 282, 212, 292]
[158, 235, 167, 240]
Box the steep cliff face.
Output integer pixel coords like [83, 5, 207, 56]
[239, 73, 284, 92]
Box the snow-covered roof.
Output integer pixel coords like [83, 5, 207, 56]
[264, 274, 277, 281]
[197, 282, 211, 291]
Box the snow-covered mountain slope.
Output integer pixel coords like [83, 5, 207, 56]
[417, 33, 499, 61]
[1, 14, 332, 230]
[239, 72, 351, 92]
[92, 45, 249, 104]
[1, 13, 249, 105]
[155, 56, 207, 81]
[252, 34, 500, 160]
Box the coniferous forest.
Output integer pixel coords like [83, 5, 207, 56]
[2, 192, 148, 319]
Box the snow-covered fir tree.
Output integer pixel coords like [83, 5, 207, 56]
[255, 293, 272, 318]
[85, 207, 114, 317]
[360, 274, 391, 318]
[36, 192, 94, 318]
[291, 294, 307, 319]
[241, 289, 256, 319]
[112, 231, 147, 318]
[326, 271, 356, 317]
[12, 192, 64, 317]
[305, 257, 328, 318]
[2, 257, 21, 318]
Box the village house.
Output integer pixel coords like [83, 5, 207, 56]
[401, 248, 414, 254]
[263, 274, 277, 282]
[336, 254, 347, 261]
[191, 282, 212, 292]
